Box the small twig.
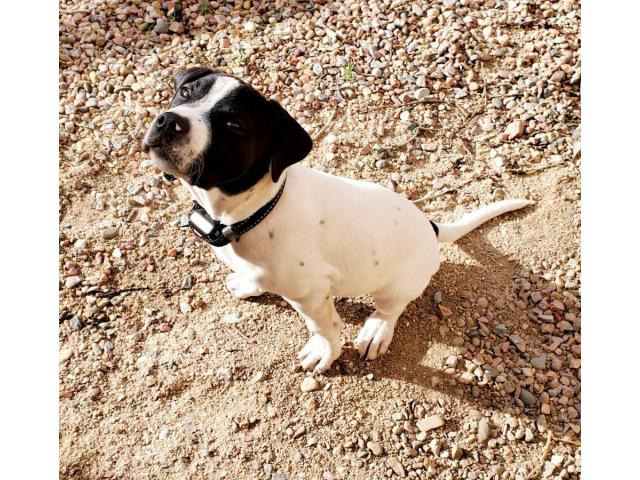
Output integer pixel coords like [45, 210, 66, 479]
[311, 107, 338, 142]
[525, 431, 553, 480]
[94, 287, 150, 298]
[386, 127, 422, 149]
[509, 161, 566, 176]
[411, 178, 476, 204]
[59, 8, 91, 15]
[358, 96, 444, 115]
[231, 325, 252, 343]
[552, 436, 581, 447]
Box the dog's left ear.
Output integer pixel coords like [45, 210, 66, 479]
[173, 67, 215, 91]
[267, 100, 313, 182]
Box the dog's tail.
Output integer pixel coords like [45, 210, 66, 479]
[432, 199, 533, 243]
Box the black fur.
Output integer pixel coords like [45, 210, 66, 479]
[147, 68, 312, 196]
[429, 220, 439, 237]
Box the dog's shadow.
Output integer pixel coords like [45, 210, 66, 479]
[331, 232, 541, 419]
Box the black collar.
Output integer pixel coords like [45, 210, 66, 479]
[188, 179, 286, 247]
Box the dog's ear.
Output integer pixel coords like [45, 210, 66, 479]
[173, 67, 215, 91]
[267, 100, 313, 182]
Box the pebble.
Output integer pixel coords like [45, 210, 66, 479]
[417, 415, 444, 432]
[520, 388, 537, 407]
[451, 445, 463, 460]
[414, 88, 430, 100]
[531, 354, 547, 370]
[101, 228, 119, 240]
[181, 275, 192, 289]
[60, 348, 73, 363]
[300, 377, 321, 392]
[223, 313, 240, 324]
[542, 461, 556, 478]
[504, 120, 526, 140]
[154, 21, 169, 34]
[367, 441, 383, 456]
[65, 276, 82, 288]
[387, 457, 406, 477]
[179, 301, 192, 314]
[477, 418, 491, 443]
[88, 387, 101, 401]
[508, 335, 525, 352]
[70, 316, 83, 331]
[459, 372, 475, 385]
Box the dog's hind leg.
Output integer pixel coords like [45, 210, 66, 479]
[355, 279, 431, 360]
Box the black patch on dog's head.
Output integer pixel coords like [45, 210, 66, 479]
[163, 68, 312, 195]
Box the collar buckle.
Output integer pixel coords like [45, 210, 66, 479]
[221, 225, 239, 242]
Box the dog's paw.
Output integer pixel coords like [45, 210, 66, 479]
[298, 334, 342, 374]
[355, 317, 396, 360]
[225, 273, 265, 299]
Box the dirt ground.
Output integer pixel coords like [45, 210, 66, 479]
[59, 1, 581, 479]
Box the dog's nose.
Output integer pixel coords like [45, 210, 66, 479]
[154, 112, 189, 136]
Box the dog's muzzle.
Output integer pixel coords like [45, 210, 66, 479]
[143, 112, 190, 152]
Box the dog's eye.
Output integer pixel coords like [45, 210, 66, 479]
[225, 119, 245, 134]
[179, 87, 190, 99]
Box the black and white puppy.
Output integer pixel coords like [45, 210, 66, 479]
[143, 67, 531, 373]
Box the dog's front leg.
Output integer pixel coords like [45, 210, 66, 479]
[287, 292, 343, 374]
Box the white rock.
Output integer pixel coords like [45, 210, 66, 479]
[417, 415, 444, 432]
[223, 313, 240, 324]
[300, 377, 321, 392]
[60, 348, 73, 363]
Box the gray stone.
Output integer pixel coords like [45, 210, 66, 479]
[154, 21, 169, 34]
[414, 88, 430, 100]
[531, 354, 547, 370]
[508, 335, 525, 352]
[520, 388, 537, 407]
[70, 316, 83, 331]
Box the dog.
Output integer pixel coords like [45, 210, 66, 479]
[142, 67, 532, 373]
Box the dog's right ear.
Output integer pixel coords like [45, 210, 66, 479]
[267, 100, 313, 182]
[173, 67, 215, 91]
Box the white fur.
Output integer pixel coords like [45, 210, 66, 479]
[184, 165, 531, 373]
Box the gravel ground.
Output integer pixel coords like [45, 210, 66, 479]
[59, 1, 581, 478]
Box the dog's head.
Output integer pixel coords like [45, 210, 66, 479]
[142, 67, 312, 194]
